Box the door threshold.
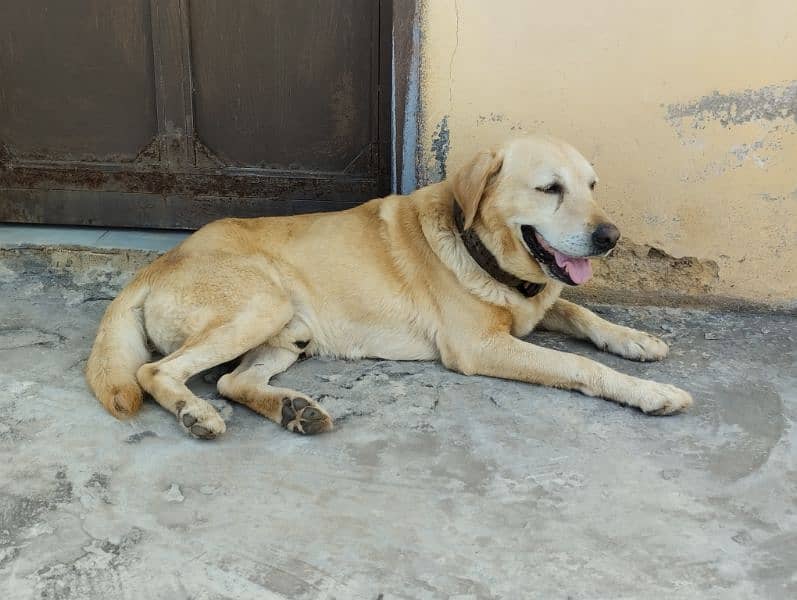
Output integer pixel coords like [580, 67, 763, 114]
[0, 224, 188, 252]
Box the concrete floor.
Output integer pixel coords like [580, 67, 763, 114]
[0, 248, 795, 600]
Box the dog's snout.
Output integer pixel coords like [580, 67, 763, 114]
[592, 223, 620, 252]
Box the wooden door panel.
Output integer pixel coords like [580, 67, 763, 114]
[0, 0, 156, 161]
[190, 0, 376, 173]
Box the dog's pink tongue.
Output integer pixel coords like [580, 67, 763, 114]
[553, 251, 592, 284]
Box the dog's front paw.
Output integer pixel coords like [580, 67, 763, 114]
[598, 327, 669, 362]
[637, 382, 693, 415]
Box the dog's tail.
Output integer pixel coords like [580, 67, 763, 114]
[85, 277, 151, 419]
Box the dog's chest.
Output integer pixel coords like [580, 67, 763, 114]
[507, 286, 561, 337]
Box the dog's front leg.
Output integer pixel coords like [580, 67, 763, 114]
[539, 299, 668, 362]
[443, 332, 692, 415]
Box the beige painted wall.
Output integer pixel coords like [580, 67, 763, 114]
[416, 0, 797, 308]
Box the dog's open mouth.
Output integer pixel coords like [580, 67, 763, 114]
[520, 226, 593, 286]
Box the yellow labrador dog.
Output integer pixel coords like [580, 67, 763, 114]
[87, 135, 693, 438]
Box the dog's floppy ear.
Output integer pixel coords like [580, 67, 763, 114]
[451, 149, 504, 230]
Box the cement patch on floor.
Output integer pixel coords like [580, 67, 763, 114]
[0, 249, 795, 599]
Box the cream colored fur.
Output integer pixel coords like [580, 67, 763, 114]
[86, 135, 693, 438]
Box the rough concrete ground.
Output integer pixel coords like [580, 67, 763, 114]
[0, 250, 795, 600]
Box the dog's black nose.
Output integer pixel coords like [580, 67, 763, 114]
[592, 223, 620, 252]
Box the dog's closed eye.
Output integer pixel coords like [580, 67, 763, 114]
[536, 182, 563, 195]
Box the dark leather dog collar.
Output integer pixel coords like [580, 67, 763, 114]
[452, 202, 546, 298]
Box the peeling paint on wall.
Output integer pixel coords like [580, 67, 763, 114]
[676, 134, 785, 183]
[666, 81, 797, 128]
[476, 113, 538, 132]
[477, 113, 505, 124]
[429, 115, 450, 182]
[665, 82, 796, 184]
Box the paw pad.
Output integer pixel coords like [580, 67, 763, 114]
[177, 404, 224, 440]
[280, 397, 331, 435]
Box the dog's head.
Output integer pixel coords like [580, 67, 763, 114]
[451, 135, 619, 286]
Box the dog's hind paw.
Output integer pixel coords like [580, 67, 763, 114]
[281, 396, 334, 435]
[177, 401, 227, 439]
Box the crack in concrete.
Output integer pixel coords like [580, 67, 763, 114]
[0, 326, 67, 350]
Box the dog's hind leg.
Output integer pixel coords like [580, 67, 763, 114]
[539, 299, 669, 362]
[137, 294, 294, 439]
[217, 344, 333, 435]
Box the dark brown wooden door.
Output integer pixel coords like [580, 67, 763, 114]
[0, 0, 391, 229]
